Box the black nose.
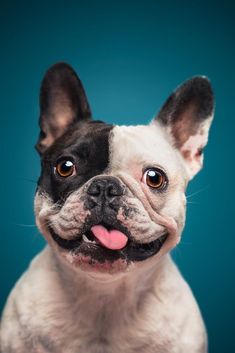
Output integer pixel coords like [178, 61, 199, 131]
[86, 177, 124, 209]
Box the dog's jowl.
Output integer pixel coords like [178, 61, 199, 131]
[0, 63, 214, 353]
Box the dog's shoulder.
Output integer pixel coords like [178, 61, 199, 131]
[0, 247, 59, 352]
[149, 257, 208, 352]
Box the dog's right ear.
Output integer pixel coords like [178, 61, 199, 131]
[35, 62, 92, 154]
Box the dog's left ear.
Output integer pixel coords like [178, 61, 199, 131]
[36, 62, 92, 154]
[154, 76, 214, 179]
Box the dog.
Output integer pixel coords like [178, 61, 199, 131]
[0, 62, 214, 353]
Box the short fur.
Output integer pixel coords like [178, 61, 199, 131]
[0, 63, 214, 353]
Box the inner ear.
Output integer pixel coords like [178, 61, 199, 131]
[154, 76, 214, 179]
[36, 62, 92, 154]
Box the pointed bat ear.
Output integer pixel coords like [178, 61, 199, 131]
[35, 62, 92, 154]
[153, 76, 215, 179]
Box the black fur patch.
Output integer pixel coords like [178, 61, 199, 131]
[37, 120, 114, 203]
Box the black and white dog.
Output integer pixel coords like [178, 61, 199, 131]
[1, 63, 214, 353]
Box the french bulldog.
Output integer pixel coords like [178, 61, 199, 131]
[0, 63, 214, 353]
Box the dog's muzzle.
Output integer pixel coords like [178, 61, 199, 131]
[48, 176, 168, 263]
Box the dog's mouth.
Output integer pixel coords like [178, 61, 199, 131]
[48, 222, 168, 263]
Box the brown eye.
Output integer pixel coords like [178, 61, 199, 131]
[143, 168, 167, 190]
[55, 160, 76, 178]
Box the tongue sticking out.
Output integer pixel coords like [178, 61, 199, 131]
[91, 225, 128, 250]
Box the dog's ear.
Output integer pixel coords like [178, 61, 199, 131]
[154, 76, 214, 179]
[36, 62, 91, 154]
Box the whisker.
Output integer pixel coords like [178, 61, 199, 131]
[17, 177, 38, 184]
[15, 223, 37, 228]
[186, 185, 210, 199]
[178, 241, 193, 246]
[172, 246, 183, 258]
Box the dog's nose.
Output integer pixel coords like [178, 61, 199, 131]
[86, 177, 124, 208]
[87, 177, 123, 198]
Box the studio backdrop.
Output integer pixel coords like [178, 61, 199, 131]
[0, 1, 234, 352]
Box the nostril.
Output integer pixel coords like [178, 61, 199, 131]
[87, 183, 101, 196]
[106, 184, 122, 197]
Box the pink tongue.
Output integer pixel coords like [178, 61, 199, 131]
[91, 225, 128, 250]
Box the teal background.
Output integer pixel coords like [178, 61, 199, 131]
[0, 1, 234, 352]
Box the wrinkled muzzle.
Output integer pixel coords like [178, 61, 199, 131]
[35, 175, 179, 268]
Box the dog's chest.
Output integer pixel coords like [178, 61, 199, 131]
[42, 310, 174, 353]
[36, 290, 180, 353]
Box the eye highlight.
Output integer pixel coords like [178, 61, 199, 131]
[142, 168, 167, 190]
[55, 160, 76, 178]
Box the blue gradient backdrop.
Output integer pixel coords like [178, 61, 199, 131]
[0, 1, 234, 352]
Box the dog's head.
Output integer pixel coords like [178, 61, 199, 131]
[35, 63, 214, 273]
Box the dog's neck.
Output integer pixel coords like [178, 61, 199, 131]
[50, 248, 172, 323]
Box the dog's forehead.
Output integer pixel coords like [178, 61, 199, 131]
[109, 124, 184, 175]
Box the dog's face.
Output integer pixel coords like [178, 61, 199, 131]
[35, 63, 214, 273]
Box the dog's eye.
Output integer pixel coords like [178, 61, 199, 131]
[142, 168, 167, 190]
[55, 160, 76, 178]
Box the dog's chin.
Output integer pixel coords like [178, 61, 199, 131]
[47, 223, 168, 273]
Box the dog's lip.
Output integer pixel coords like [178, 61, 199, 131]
[49, 226, 83, 250]
[48, 225, 168, 261]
